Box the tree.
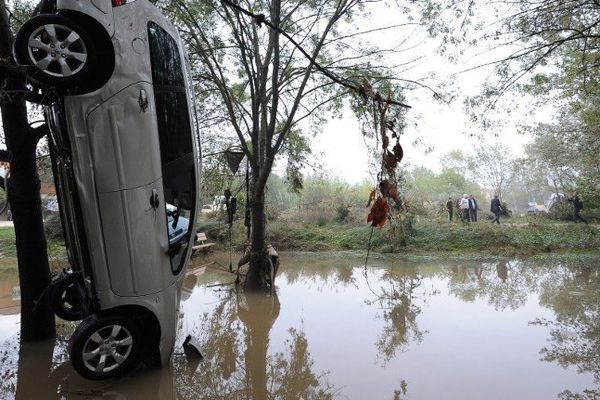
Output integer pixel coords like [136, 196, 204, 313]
[506, 158, 553, 211]
[0, 0, 55, 340]
[472, 143, 514, 199]
[411, 1, 600, 103]
[161, 0, 411, 290]
[440, 150, 473, 180]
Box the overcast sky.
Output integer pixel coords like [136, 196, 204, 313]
[299, 3, 554, 184]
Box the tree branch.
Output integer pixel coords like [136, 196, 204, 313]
[219, 0, 411, 109]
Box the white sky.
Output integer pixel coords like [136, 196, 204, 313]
[296, 3, 555, 184]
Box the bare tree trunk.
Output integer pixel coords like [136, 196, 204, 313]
[245, 172, 267, 291]
[0, 0, 55, 341]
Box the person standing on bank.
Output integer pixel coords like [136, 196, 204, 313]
[446, 197, 454, 221]
[468, 194, 478, 222]
[569, 192, 588, 224]
[460, 194, 470, 222]
[491, 194, 502, 225]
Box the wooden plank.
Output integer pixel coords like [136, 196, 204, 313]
[193, 243, 215, 250]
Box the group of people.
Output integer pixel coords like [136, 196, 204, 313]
[445, 194, 504, 224]
[444, 192, 589, 225]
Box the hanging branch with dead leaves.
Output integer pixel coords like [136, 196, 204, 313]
[365, 87, 405, 229]
[360, 82, 409, 267]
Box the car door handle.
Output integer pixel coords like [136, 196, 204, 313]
[149, 189, 160, 209]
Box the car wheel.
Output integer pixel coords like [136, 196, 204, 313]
[51, 272, 89, 321]
[14, 14, 97, 88]
[69, 314, 141, 380]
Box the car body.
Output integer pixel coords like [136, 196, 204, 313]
[14, 0, 201, 379]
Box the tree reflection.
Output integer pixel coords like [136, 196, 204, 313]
[365, 265, 428, 364]
[532, 262, 600, 399]
[175, 290, 334, 400]
[445, 261, 541, 311]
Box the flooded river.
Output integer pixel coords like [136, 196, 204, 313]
[0, 252, 599, 399]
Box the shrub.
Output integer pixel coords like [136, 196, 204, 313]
[500, 201, 512, 218]
[547, 201, 572, 221]
[335, 204, 351, 223]
[44, 213, 63, 240]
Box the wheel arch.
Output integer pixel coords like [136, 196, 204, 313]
[99, 304, 162, 367]
[57, 9, 116, 93]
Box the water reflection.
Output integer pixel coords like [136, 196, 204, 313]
[176, 290, 334, 400]
[364, 265, 428, 364]
[1, 254, 600, 399]
[532, 263, 600, 400]
[444, 261, 541, 311]
[0, 268, 20, 316]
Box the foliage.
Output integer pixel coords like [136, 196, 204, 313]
[471, 143, 515, 199]
[0, 227, 15, 257]
[404, 164, 484, 215]
[546, 201, 574, 222]
[294, 175, 366, 225]
[43, 213, 62, 240]
[335, 204, 351, 223]
[506, 158, 553, 212]
[499, 201, 512, 218]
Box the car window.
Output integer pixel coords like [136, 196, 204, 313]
[147, 22, 185, 87]
[148, 21, 196, 274]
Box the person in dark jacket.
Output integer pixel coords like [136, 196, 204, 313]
[490, 195, 502, 224]
[446, 197, 454, 221]
[569, 192, 588, 224]
[468, 195, 478, 222]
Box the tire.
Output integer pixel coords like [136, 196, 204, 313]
[69, 314, 142, 380]
[50, 272, 89, 321]
[14, 14, 97, 88]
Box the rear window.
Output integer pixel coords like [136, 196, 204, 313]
[147, 22, 185, 87]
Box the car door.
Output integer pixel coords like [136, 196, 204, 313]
[86, 81, 170, 297]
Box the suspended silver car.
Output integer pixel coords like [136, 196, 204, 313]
[13, 0, 201, 380]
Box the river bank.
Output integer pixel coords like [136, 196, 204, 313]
[199, 218, 600, 258]
[1, 218, 598, 269]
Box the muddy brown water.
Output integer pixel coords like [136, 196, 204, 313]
[0, 252, 599, 399]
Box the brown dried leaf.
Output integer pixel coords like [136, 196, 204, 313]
[382, 134, 390, 150]
[379, 179, 402, 208]
[383, 151, 397, 173]
[393, 142, 404, 162]
[367, 196, 389, 229]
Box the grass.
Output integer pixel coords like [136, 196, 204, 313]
[262, 217, 600, 257]
[0, 227, 67, 262]
[0, 227, 16, 258]
[1, 216, 599, 274]
[405, 219, 600, 256]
